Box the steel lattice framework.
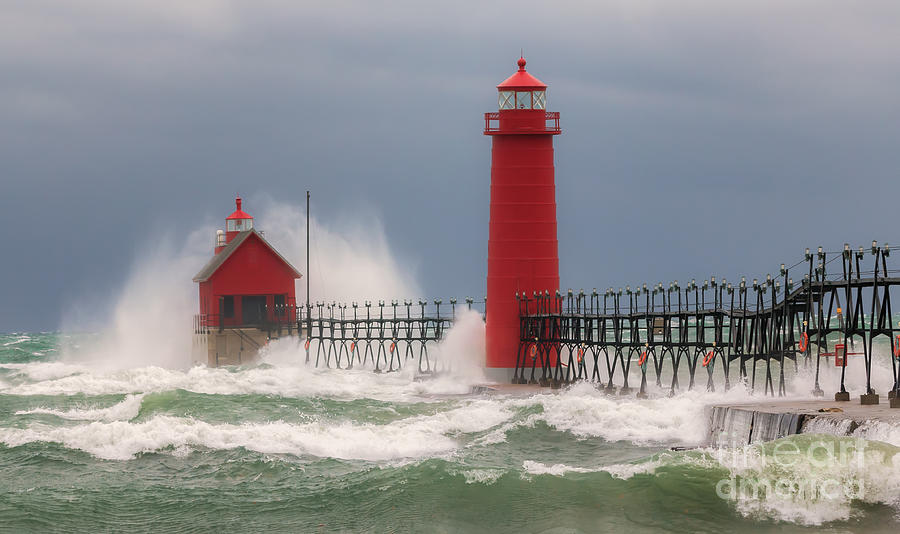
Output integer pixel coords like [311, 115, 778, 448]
[515, 243, 900, 403]
[300, 299, 480, 373]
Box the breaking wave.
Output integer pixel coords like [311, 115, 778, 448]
[523, 436, 900, 525]
[1, 400, 513, 461]
[14, 393, 145, 422]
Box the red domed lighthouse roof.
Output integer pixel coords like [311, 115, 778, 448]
[496, 57, 547, 90]
[226, 196, 253, 220]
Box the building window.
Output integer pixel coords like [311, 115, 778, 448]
[516, 91, 531, 109]
[533, 91, 546, 110]
[499, 91, 514, 110]
[222, 296, 234, 318]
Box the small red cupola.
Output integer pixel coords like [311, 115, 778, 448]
[225, 196, 254, 244]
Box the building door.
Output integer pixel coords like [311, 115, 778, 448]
[242, 296, 267, 324]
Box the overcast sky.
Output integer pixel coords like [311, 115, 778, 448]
[3, 1, 900, 332]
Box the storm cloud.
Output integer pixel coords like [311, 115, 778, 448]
[2, 1, 900, 331]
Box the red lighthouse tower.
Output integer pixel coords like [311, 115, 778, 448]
[484, 57, 561, 378]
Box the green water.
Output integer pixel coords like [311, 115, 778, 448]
[0, 333, 898, 533]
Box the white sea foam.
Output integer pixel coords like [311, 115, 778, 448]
[522, 448, 723, 479]
[6, 309, 487, 400]
[801, 417, 857, 436]
[521, 459, 664, 479]
[456, 468, 504, 485]
[522, 460, 603, 476]
[0, 361, 790, 449]
[0, 399, 513, 461]
[8, 352, 899, 459]
[3, 361, 484, 401]
[802, 417, 900, 447]
[2, 336, 30, 347]
[711, 437, 900, 524]
[525, 437, 900, 525]
[849, 421, 900, 447]
[788, 347, 897, 398]
[15, 394, 144, 422]
[507, 381, 760, 446]
[0, 362, 87, 382]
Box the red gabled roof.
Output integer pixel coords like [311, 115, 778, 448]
[226, 196, 253, 220]
[192, 230, 301, 282]
[497, 57, 547, 90]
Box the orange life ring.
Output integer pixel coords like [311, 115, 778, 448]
[894, 335, 900, 358]
[702, 350, 714, 367]
[638, 351, 647, 367]
[350, 342, 356, 352]
[530, 344, 538, 360]
[390, 342, 396, 353]
[798, 332, 809, 353]
[304, 339, 311, 350]
[577, 347, 584, 363]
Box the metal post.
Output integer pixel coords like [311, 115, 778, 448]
[305, 190, 311, 363]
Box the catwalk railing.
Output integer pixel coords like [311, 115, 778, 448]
[516, 242, 900, 403]
[299, 298, 485, 373]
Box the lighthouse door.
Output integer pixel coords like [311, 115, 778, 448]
[241, 296, 267, 325]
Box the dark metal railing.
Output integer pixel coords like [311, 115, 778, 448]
[516, 243, 900, 404]
[195, 298, 488, 374]
[300, 298, 485, 373]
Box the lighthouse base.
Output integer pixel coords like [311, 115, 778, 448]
[482, 367, 518, 384]
[192, 326, 303, 367]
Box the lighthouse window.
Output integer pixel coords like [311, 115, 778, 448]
[499, 91, 514, 110]
[516, 91, 532, 109]
[533, 91, 546, 110]
[226, 219, 253, 232]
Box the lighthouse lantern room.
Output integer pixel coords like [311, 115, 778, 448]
[192, 197, 302, 366]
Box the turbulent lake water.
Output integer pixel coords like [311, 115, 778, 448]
[1, 332, 899, 533]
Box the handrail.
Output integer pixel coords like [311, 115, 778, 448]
[484, 111, 560, 134]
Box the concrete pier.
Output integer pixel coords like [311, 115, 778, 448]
[706, 399, 900, 447]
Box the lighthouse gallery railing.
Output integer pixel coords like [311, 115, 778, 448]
[483, 111, 560, 134]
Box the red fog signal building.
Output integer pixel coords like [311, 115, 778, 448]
[192, 197, 302, 365]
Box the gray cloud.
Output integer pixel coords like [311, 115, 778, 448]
[2, 1, 900, 331]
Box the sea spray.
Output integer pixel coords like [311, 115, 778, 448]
[58, 227, 213, 370]
[56, 198, 421, 371]
[259, 308, 487, 395]
[255, 197, 421, 303]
